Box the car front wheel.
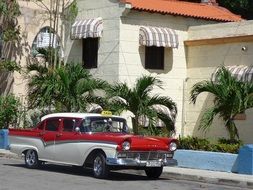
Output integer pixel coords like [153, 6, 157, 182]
[93, 152, 109, 179]
[145, 167, 163, 179]
[24, 149, 40, 169]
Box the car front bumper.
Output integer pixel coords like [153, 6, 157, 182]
[106, 157, 178, 167]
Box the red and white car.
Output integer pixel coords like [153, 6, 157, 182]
[9, 112, 178, 179]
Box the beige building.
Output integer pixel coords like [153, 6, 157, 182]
[185, 21, 253, 143]
[2, 0, 253, 142]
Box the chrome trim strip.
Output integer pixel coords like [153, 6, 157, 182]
[54, 140, 117, 146]
[10, 135, 117, 147]
[106, 158, 177, 167]
[107, 151, 177, 167]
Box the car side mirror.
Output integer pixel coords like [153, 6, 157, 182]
[75, 127, 80, 133]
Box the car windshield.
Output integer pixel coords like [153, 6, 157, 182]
[80, 116, 129, 133]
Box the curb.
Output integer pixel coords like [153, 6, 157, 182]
[163, 168, 253, 189]
[163, 172, 253, 188]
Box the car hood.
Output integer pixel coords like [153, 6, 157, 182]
[90, 133, 171, 151]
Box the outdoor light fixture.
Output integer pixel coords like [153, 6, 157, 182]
[241, 46, 248, 52]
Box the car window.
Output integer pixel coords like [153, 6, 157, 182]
[63, 119, 76, 132]
[45, 119, 60, 132]
[80, 117, 129, 133]
[91, 120, 108, 132]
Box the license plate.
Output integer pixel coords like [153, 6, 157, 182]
[146, 161, 161, 167]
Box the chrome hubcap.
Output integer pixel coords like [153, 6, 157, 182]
[94, 156, 103, 176]
[26, 150, 36, 166]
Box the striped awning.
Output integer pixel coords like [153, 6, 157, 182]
[139, 26, 179, 48]
[212, 65, 253, 83]
[71, 17, 103, 39]
[138, 105, 176, 127]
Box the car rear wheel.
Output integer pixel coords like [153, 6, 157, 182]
[93, 152, 109, 179]
[145, 167, 163, 179]
[24, 149, 40, 169]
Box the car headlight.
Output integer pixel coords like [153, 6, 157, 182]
[122, 141, 131, 151]
[169, 142, 177, 152]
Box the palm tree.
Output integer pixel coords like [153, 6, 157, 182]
[27, 63, 108, 112]
[106, 76, 177, 135]
[190, 66, 253, 141]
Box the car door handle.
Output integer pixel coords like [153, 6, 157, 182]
[38, 132, 45, 136]
[56, 133, 62, 137]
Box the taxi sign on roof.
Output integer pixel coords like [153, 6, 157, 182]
[101, 111, 112, 116]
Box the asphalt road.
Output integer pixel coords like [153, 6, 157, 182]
[0, 158, 250, 190]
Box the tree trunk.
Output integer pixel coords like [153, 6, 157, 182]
[226, 119, 239, 141]
[131, 117, 139, 135]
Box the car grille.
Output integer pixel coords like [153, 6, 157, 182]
[117, 151, 172, 161]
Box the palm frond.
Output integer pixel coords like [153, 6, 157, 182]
[156, 112, 175, 132]
[106, 83, 130, 99]
[198, 106, 220, 131]
[135, 75, 162, 99]
[190, 80, 218, 104]
[147, 95, 177, 116]
[27, 63, 108, 112]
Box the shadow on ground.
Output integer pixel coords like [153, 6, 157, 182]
[4, 162, 171, 181]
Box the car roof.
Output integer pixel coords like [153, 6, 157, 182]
[41, 112, 124, 121]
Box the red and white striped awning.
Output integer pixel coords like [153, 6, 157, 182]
[212, 65, 253, 83]
[139, 26, 179, 48]
[71, 17, 103, 39]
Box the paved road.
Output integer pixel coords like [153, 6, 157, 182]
[0, 158, 250, 190]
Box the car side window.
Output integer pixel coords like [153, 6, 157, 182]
[80, 119, 91, 133]
[45, 119, 60, 132]
[63, 119, 75, 132]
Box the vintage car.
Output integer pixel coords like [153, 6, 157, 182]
[9, 112, 178, 179]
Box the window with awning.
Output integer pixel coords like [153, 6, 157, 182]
[71, 17, 103, 39]
[212, 65, 253, 83]
[139, 26, 178, 70]
[139, 26, 179, 48]
[71, 17, 103, 69]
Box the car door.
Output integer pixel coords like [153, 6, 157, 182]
[54, 118, 83, 165]
[39, 118, 61, 161]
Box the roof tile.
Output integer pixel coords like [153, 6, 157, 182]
[122, 0, 242, 22]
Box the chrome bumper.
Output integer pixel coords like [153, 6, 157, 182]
[106, 157, 178, 167]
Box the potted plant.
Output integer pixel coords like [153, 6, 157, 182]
[0, 95, 20, 149]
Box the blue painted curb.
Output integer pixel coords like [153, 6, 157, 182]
[174, 150, 238, 172]
[0, 129, 9, 149]
[237, 145, 253, 175]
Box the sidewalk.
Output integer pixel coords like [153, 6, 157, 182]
[1, 149, 253, 188]
[0, 149, 18, 159]
[163, 167, 253, 189]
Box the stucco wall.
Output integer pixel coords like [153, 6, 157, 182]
[119, 10, 215, 136]
[65, 0, 123, 83]
[12, 0, 60, 102]
[185, 21, 253, 143]
[188, 20, 253, 40]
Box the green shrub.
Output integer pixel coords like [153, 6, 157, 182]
[178, 136, 211, 151]
[0, 95, 20, 129]
[217, 138, 242, 145]
[178, 136, 242, 154]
